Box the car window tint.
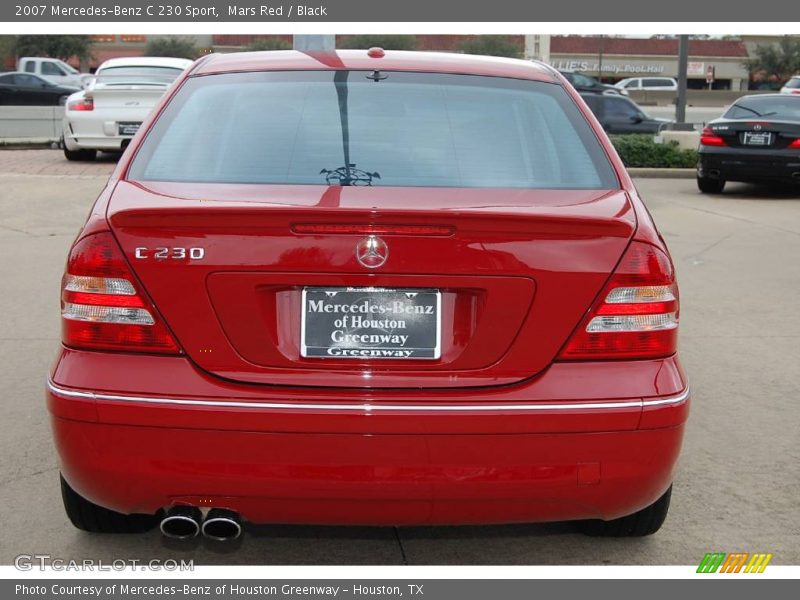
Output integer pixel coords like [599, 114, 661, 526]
[42, 62, 65, 76]
[0, 74, 13, 84]
[604, 97, 639, 119]
[724, 96, 800, 120]
[16, 74, 38, 87]
[624, 80, 639, 89]
[785, 78, 800, 89]
[24, 62, 35, 73]
[130, 71, 618, 190]
[95, 66, 184, 85]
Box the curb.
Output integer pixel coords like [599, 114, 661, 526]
[628, 168, 696, 179]
[0, 138, 59, 150]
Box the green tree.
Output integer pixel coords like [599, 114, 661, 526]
[13, 35, 92, 61]
[0, 36, 15, 69]
[243, 38, 292, 51]
[457, 35, 522, 59]
[338, 35, 417, 51]
[144, 37, 199, 60]
[746, 36, 800, 83]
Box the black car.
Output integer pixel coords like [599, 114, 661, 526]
[697, 94, 800, 193]
[580, 93, 672, 135]
[0, 72, 80, 106]
[560, 71, 625, 96]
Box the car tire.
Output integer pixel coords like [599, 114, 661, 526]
[579, 485, 672, 537]
[697, 176, 726, 194]
[60, 474, 159, 533]
[63, 145, 97, 162]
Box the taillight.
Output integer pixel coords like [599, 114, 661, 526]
[558, 241, 678, 360]
[61, 232, 181, 354]
[789, 138, 800, 149]
[67, 97, 94, 111]
[700, 127, 726, 146]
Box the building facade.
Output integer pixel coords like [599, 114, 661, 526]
[548, 36, 751, 90]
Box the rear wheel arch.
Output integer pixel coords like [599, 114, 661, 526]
[60, 474, 159, 533]
[580, 485, 672, 537]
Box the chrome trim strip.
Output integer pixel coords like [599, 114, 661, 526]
[47, 379, 689, 413]
[641, 387, 692, 407]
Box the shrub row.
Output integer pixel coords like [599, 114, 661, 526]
[610, 134, 698, 169]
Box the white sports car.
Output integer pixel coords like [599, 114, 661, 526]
[62, 56, 192, 161]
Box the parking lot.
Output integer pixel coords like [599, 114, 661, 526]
[0, 149, 798, 566]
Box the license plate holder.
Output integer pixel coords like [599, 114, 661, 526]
[118, 122, 141, 136]
[301, 287, 441, 360]
[742, 131, 773, 146]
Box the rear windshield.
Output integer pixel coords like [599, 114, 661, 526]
[724, 96, 800, 120]
[785, 77, 800, 89]
[128, 70, 618, 189]
[95, 66, 185, 86]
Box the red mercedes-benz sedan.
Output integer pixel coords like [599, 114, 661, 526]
[48, 49, 689, 540]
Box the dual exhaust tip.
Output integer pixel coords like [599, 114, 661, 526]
[160, 506, 242, 541]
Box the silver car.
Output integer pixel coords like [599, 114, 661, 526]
[780, 76, 800, 95]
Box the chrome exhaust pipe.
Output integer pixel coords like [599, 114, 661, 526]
[160, 505, 201, 540]
[201, 508, 242, 541]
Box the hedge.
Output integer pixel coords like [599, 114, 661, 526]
[609, 134, 698, 169]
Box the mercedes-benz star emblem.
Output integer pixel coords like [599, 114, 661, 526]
[355, 235, 389, 269]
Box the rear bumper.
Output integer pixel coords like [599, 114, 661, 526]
[48, 349, 689, 525]
[62, 112, 143, 151]
[698, 148, 800, 183]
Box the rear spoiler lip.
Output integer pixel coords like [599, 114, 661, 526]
[109, 206, 635, 239]
[109, 182, 636, 238]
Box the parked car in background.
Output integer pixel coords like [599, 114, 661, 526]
[0, 72, 79, 105]
[17, 57, 88, 88]
[780, 76, 800, 95]
[581, 93, 672, 134]
[559, 71, 627, 96]
[62, 56, 192, 161]
[615, 77, 678, 92]
[49, 50, 688, 541]
[697, 94, 800, 193]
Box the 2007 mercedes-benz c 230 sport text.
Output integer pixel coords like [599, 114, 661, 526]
[48, 49, 689, 541]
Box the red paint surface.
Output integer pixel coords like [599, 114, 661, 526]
[49, 50, 688, 525]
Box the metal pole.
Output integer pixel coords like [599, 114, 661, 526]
[676, 35, 689, 126]
[598, 35, 604, 81]
[293, 35, 336, 51]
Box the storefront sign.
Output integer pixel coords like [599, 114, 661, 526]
[687, 61, 706, 76]
[550, 60, 666, 74]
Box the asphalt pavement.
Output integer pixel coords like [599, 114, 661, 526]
[0, 150, 798, 565]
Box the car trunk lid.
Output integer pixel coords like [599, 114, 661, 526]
[108, 181, 635, 389]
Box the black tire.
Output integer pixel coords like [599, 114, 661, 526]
[63, 145, 97, 162]
[580, 485, 672, 537]
[60, 475, 159, 533]
[697, 176, 726, 194]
